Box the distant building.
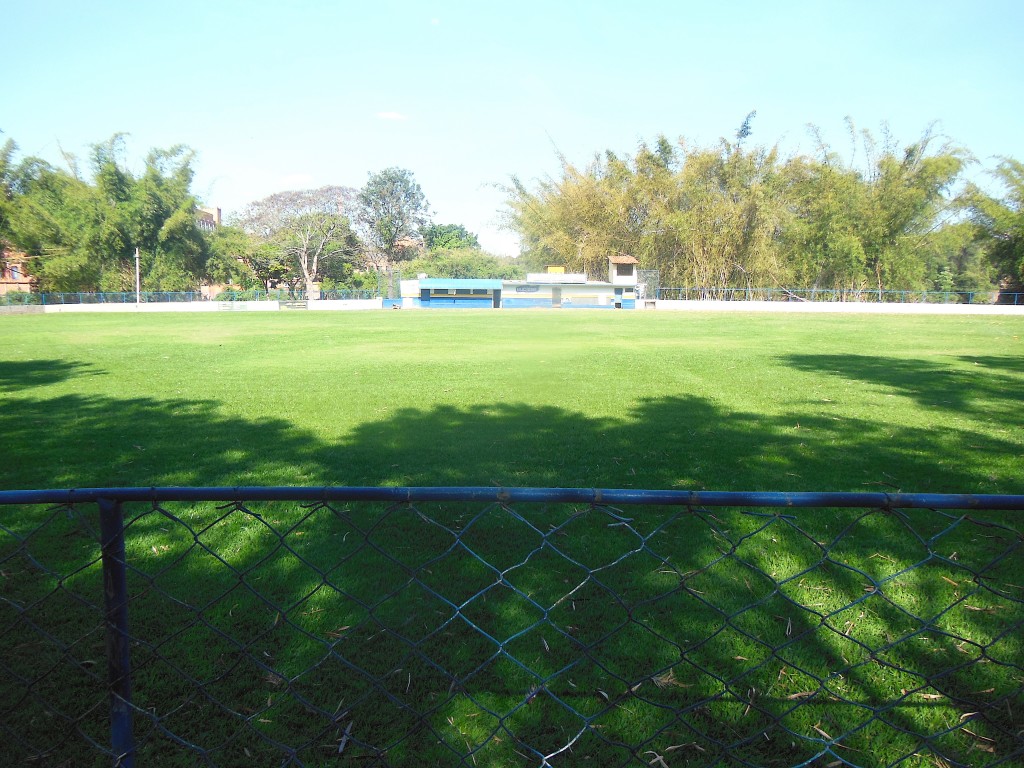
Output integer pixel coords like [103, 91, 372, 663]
[197, 207, 222, 232]
[397, 256, 638, 309]
[608, 253, 639, 285]
[0, 244, 34, 295]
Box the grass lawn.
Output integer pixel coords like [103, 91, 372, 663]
[1, 310, 1022, 493]
[1, 310, 1022, 767]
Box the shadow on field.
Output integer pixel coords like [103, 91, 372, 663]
[0, 359, 101, 392]
[3, 388, 1022, 493]
[327, 394, 1023, 495]
[782, 353, 1024, 423]
[2, 386, 1022, 764]
[961, 354, 1024, 375]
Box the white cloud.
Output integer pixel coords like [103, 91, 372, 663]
[376, 111, 409, 121]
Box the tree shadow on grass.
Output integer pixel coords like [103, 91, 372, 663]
[6, 389, 1021, 494]
[328, 395, 1023, 494]
[961, 354, 1024, 375]
[782, 353, 1024, 424]
[0, 394, 323, 490]
[1, 390, 1021, 766]
[0, 359, 102, 392]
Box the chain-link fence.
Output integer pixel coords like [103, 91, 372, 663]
[2, 487, 1022, 767]
[654, 287, 1024, 305]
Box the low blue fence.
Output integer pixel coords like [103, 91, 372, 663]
[5, 287, 1024, 307]
[2, 486, 1022, 767]
[656, 287, 1024, 305]
[0, 289, 377, 305]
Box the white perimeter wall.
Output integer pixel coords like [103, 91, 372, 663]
[42, 301, 280, 313]
[307, 299, 383, 311]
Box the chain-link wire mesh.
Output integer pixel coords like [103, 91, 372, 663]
[2, 490, 1022, 767]
[636, 270, 659, 303]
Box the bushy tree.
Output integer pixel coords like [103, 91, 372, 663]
[783, 124, 968, 294]
[233, 186, 361, 295]
[917, 222, 995, 296]
[506, 130, 788, 292]
[1, 134, 209, 292]
[506, 121, 968, 294]
[0, 138, 18, 242]
[970, 157, 1024, 291]
[403, 248, 524, 280]
[205, 226, 269, 289]
[356, 168, 430, 270]
[422, 223, 480, 251]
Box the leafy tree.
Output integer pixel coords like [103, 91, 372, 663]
[205, 226, 268, 289]
[505, 133, 788, 292]
[233, 186, 361, 295]
[782, 155, 871, 292]
[422, 223, 480, 251]
[0, 138, 18, 241]
[505, 147, 654, 279]
[506, 122, 967, 295]
[784, 124, 967, 294]
[356, 168, 430, 270]
[131, 145, 209, 290]
[970, 157, 1024, 291]
[918, 221, 995, 297]
[1, 135, 209, 292]
[403, 248, 524, 280]
[670, 138, 788, 292]
[4, 156, 109, 290]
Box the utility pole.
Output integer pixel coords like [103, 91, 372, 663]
[135, 247, 141, 307]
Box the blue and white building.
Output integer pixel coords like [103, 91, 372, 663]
[396, 255, 639, 309]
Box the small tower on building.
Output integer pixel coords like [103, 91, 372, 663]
[608, 254, 639, 286]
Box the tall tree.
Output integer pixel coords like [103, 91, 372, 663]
[507, 122, 967, 295]
[356, 168, 430, 270]
[2, 135, 209, 292]
[670, 138, 788, 293]
[233, 186, 361, 295]
[422, 223, 480, 251]
[970, 157, 1024, 292]
[505, 132, 788, 292]
[403, 249, 524, 280]
[0, 138, 18, 242]
[205, 225, 270, 290]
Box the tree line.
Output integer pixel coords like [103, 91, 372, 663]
[505, 116, 1024, 297]
[0, 136, 511, 294]
[3, 120, 1022, 297]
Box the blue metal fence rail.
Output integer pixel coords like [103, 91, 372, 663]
[5, 288, 1024, 307]
[0, 288, 380, 305]
[2, 487, 1022, 767]
[655, 287, 1024, 305]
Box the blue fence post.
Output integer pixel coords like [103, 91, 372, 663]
[98, 498, 136, 768]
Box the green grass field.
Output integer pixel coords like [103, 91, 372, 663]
[1, 310, 1022, 767]
[2, 310, 1022, 493]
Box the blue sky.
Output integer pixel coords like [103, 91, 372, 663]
[5, 0, 1023, 255]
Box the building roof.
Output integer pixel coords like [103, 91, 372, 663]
[525, 273, 588, 284]
[418, 278, 503, 290]
[609, 254, 639, 264]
